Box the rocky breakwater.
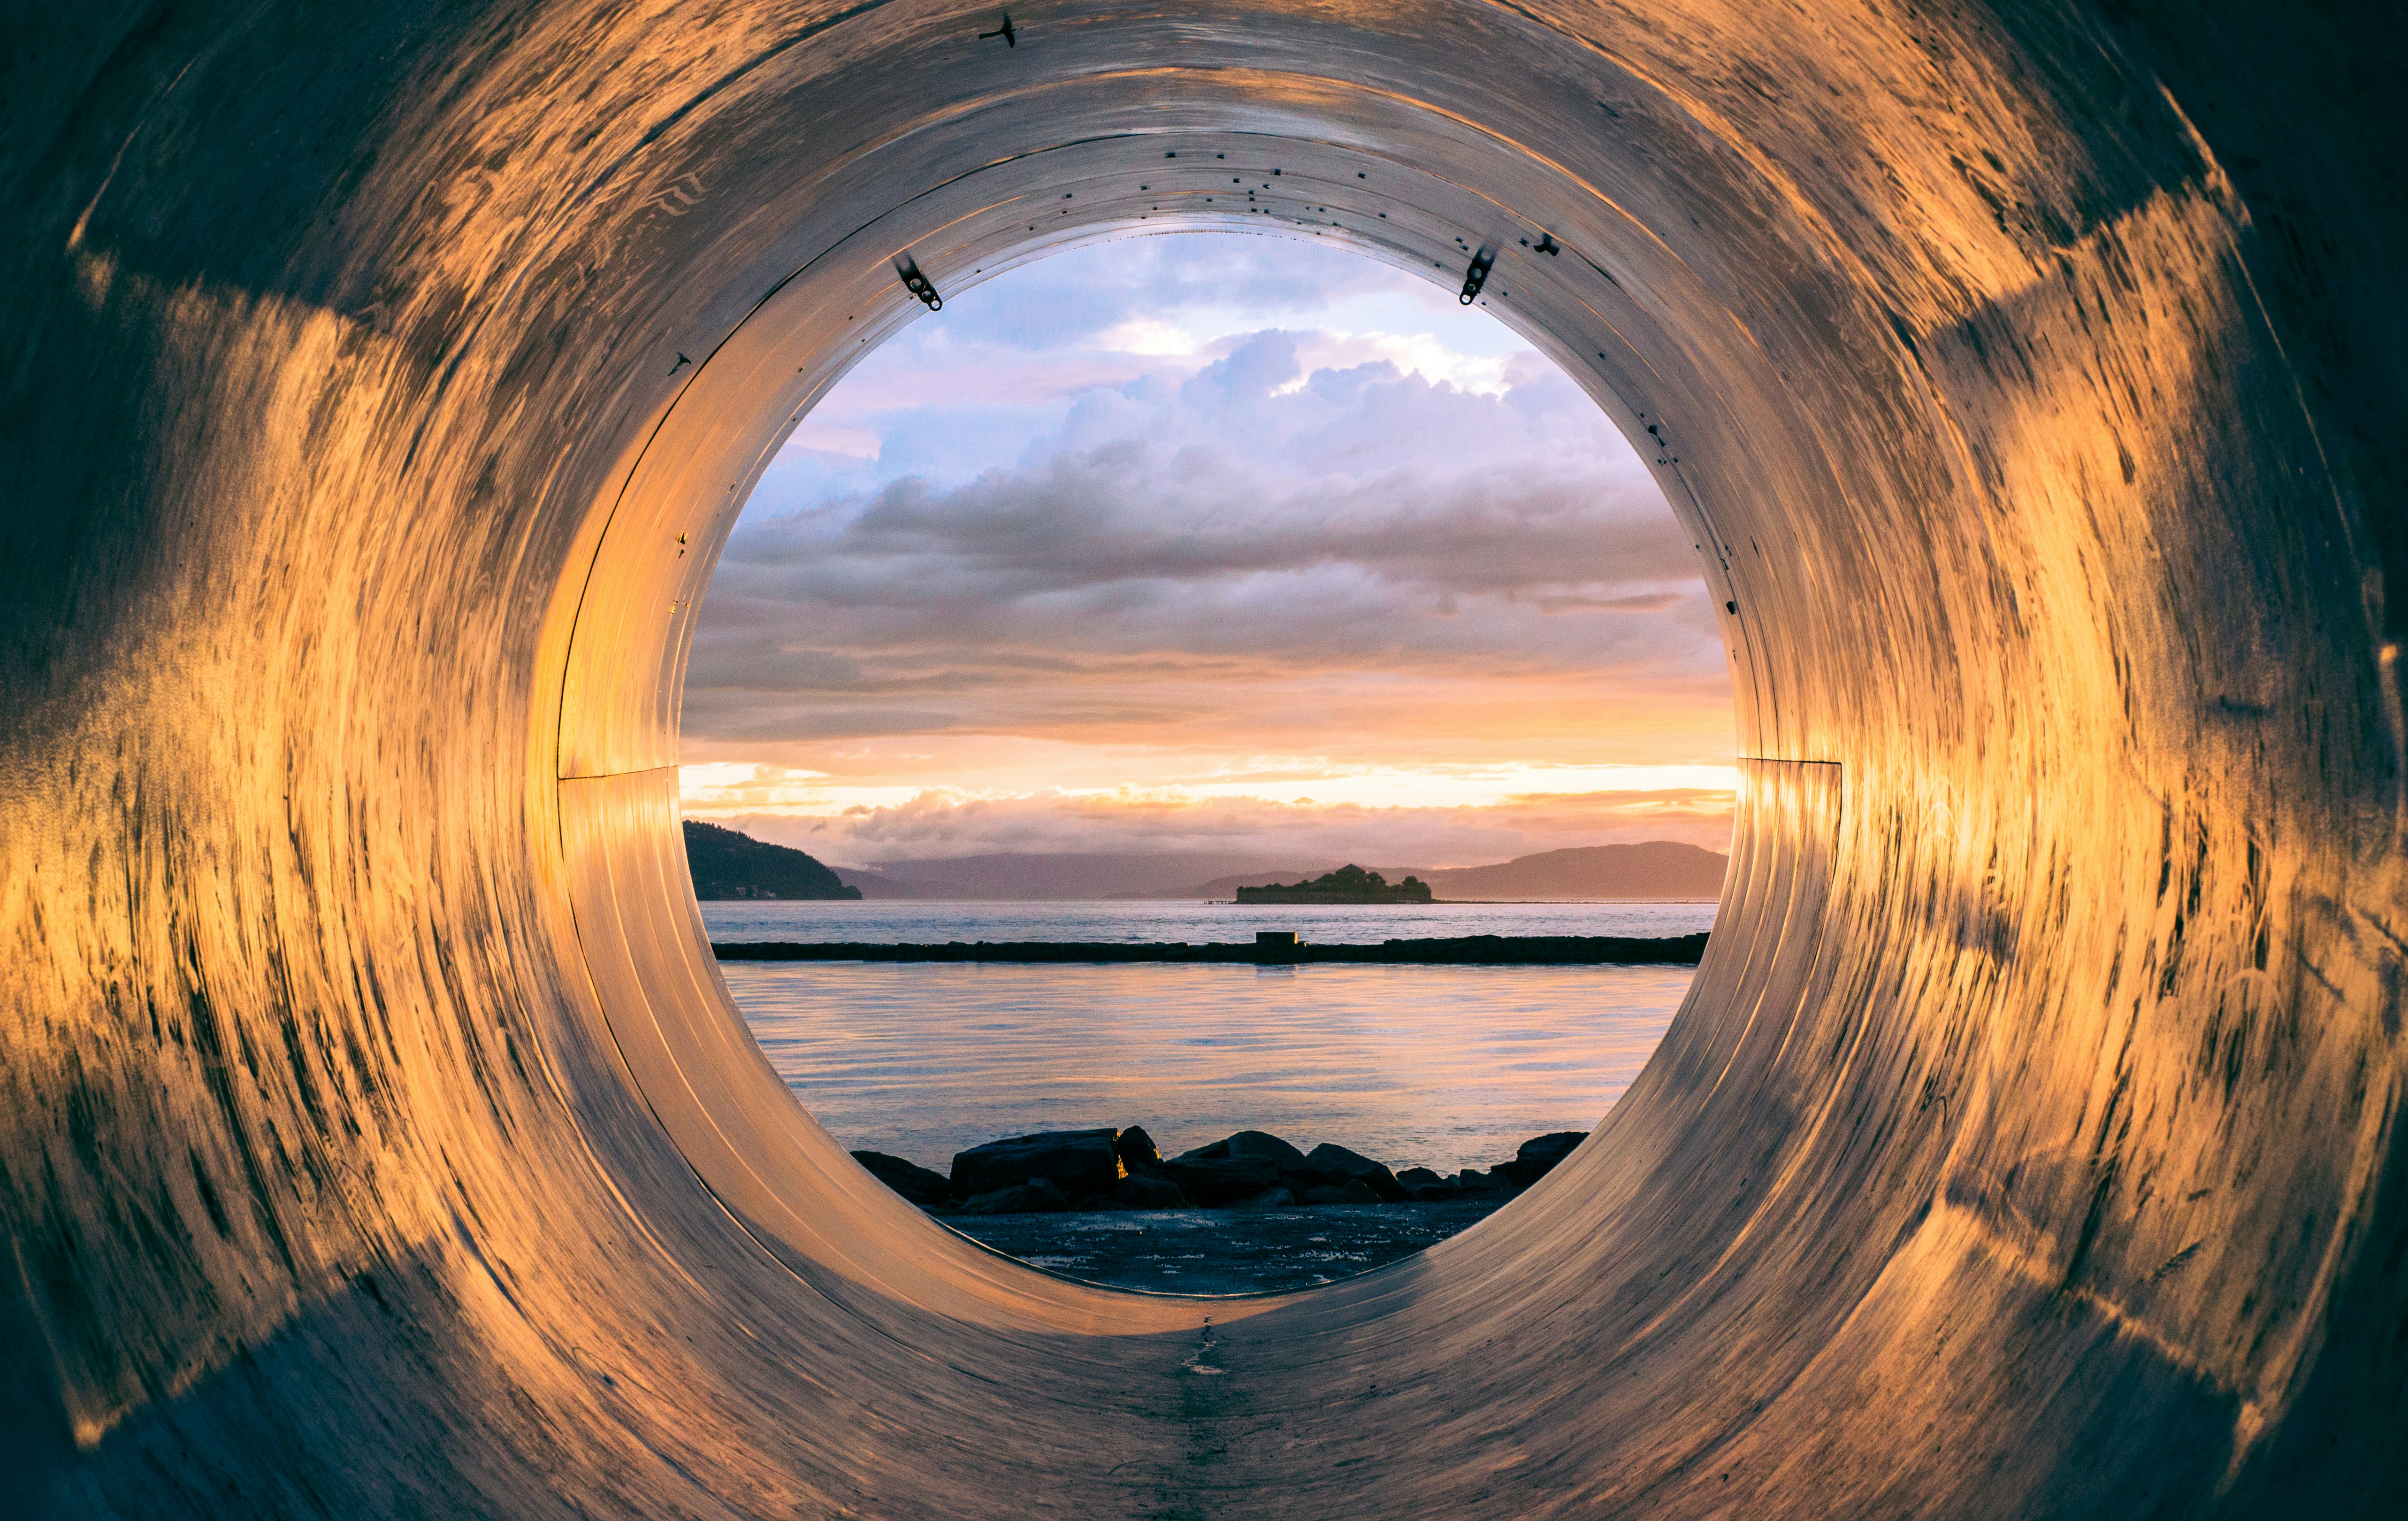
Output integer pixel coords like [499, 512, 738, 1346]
[848, 1125, 1590, 1216]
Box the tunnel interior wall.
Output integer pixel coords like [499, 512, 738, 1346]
[3, 1, 2402, 1516]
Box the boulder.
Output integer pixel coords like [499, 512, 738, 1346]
[1165, 1131, 1309, 1206]
[1109, 1172, 1188, 1209]
[1491, 1131, 1588, 1189]
[1522, 1130, 1588, 1165]
[1295, 1143, 1408, 1203]
[1178, 1130, 1308, 1172]
[953, 1180, 1073, 1215]
[1335, 1178, 1384, 1205]
[1396, 1166, 1489, 1201]
[951, 1129, 1124, 1200]
[1162, 1155, 1283, 1206]
[849, 1151, 951, 1208]
[1115, 1125, 1165, 1175]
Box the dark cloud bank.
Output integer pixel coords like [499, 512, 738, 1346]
[688, 329, 1721, 747]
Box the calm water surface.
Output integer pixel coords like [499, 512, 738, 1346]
[720, 903, 1702, 1176]
[700, 898, 1715, 945]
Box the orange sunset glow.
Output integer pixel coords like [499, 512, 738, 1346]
[679, 234, 1736, 870]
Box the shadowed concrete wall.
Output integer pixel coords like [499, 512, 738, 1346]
[4, 2, 2401, 1514]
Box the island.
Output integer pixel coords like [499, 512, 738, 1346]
[1234, 864, 1433, 904]
[683, 820, 862, 899]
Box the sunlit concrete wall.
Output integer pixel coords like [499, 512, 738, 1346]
[4, 2, 2401, 1515]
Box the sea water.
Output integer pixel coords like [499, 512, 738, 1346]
[701, 897, 1714, 946]
[709, 901, 1707, 1177]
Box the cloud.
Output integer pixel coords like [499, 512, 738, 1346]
[681, 232, 1735, 853]
[757, 234, 1545, 505]
[686, 784, 1736, 870]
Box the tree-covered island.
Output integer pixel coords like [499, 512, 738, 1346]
[683, 820, 862, 899]
[1232, 864, 1434, 904]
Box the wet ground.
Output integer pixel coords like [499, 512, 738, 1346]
[940, 1197, 1511, 1294]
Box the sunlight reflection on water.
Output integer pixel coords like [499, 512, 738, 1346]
[725, 960, 1693, 1176]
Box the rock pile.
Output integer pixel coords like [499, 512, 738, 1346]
[848, 1125, 1590, 1215]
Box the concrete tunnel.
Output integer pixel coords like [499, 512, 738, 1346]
[5, 1, 2404, 1514]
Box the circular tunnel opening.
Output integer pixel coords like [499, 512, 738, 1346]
[15, 2, 2398, 1513]
[672, 229, 1735, 1291]
[541, 97, 1793, 1347]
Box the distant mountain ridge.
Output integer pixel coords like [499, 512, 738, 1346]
[803, 842, 1729, 901]
[1428, 843, 1725, 901]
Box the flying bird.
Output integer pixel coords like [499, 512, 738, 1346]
[979, 12, 1016, 46]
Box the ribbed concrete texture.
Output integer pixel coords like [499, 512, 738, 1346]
[5, 2, 2402, 1515]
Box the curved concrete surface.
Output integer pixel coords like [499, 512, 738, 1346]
[6, 2, 2402, 1514]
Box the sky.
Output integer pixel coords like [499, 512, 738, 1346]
[679, 232, 1736, 869]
